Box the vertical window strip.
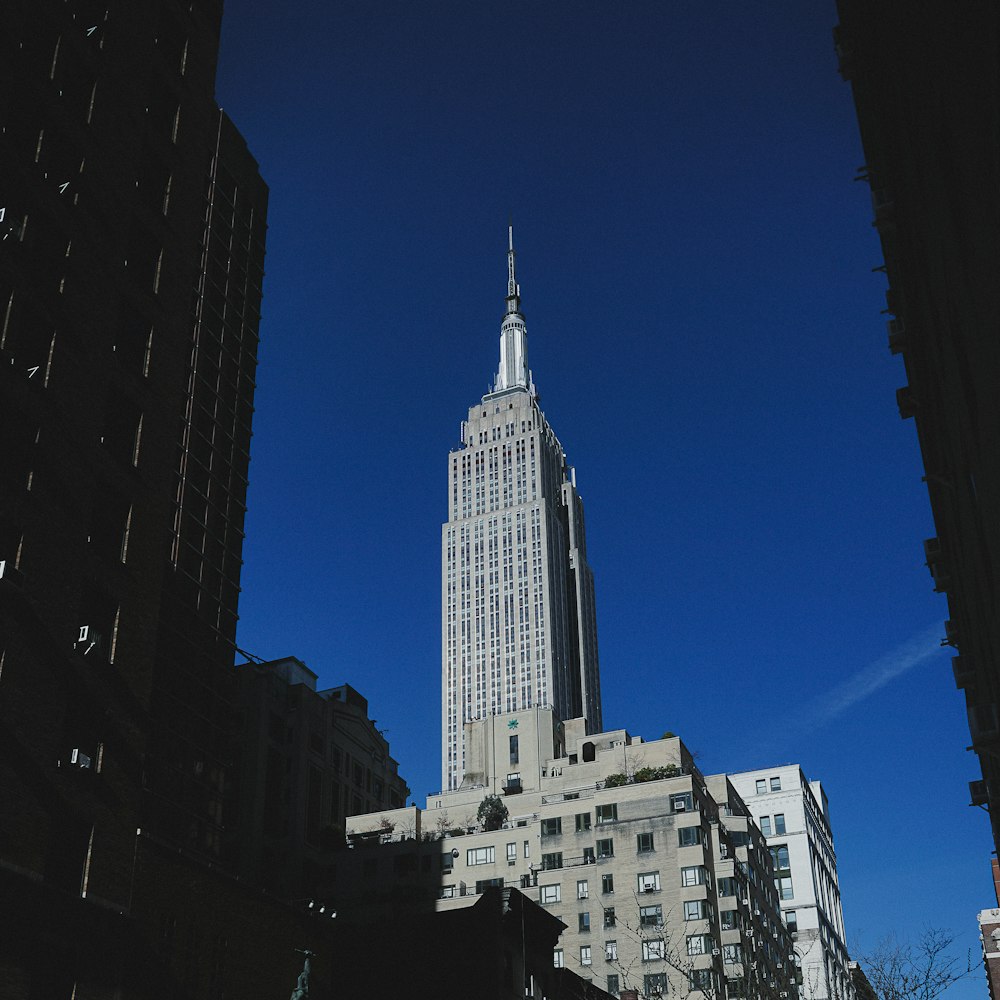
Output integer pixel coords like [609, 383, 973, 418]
[120, 505, 132, 563]
[43, 332, 56, 386]
[79, 825, 95, 897]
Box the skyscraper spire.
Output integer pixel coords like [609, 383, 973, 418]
[494, 225, 534, 395]
[506, 223, 520, 314]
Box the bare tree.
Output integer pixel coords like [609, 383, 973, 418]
[605, 895, 721, 1000]
[859, 929, 977, 1000]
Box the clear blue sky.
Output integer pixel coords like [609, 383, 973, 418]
[216, 1, 992, 988]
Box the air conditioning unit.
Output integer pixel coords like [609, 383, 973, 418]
[643, 885, 656, 893]
[675, 801, 687, 811]
[70, 748, 93, 769]
[741, 897, 751, 905]
[780, 993, 790, 998]
[754, 909, 761, 916]
[74, 625, 108, 658]
[712, 948, 721, 957]
[750, 962, 758, 971]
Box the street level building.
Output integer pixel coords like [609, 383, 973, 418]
[729, 767, 852, 1000]
[980, 908, 1000, 1000]
[1, 0, 266, 994]
[834, 0, 1000, 854]
[344, 712, 799, 1000]
[233, 656, 409, 899]
[442, 229, 601, 790]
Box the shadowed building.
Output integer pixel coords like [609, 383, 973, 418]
[833, 1, 1000, 852]
[0, 0, 266, 994]
[233, 656, 409, 899]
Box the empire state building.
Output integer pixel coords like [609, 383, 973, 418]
[441, 230, 602, 791]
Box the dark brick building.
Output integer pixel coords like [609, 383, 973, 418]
[0, 0, 267, 994]
[833, 1, 1000, 851]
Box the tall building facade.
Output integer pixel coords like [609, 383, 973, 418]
[442, 229, 601, 790]
[729, 767, 852, 1000]
[0, 0, 266, 993]
[834, 2, 1000, 855]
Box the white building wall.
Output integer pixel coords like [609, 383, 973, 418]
[729, 765, 852, 1000]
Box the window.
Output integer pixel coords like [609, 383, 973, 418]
[553, 949, 564, 969]
[579, 912, 590, 933]
[507, 842, 517, 864]
[596, 803, 618, 824]
[770, 845, 790, 871]
[597, 838, 614, 859]
[580, 945, 592, 966]
[777, 875, 794, 900]
[636, 832, 654, 853]
[721, 909, 737, 930]
[774, 813, 786, 835]
[540, 884, 561, 904]
[541, 852, 563, 870]
[602, 873, 615, 894]
[637, 871, 661, 893]
[786, 909, 798, 933]
[691, 969, 715, 992]
[509, 734, 519, 765]
[524, 840, 530, 858]
[541, 817, 562, 836]
[442, 852, 455, 872]
[577, 880, 589, 899]
[639, 904, 662, 928]
[642, 939, 665, 962]
[607, 974, 620, 997]
[467, 846, 495, 866]
[755, 779, 766, 795]
[759, 815, 772, 836]
[670, 792, 694, 813]
[770, 776, 781, 792]
[440, 885, 455, 898]
[645, 974, 667, 996]
[723, 944, 743, 964]
[727, 977, 746, 998]
[575, 812, 592, 832]
[718, 877, 737, 897]
[678, 825, 702, 847]
[686, 934, 711, 956]
[583, 847, 596, 864]
[684, 899, 709, 921]
[604, 907, 616, 927]
[680, 866, 705, 887]
[605, 940, 618, 960]
[476, 877, 503, 892]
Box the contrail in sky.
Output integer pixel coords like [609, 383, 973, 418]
[810, 622, 944, 725]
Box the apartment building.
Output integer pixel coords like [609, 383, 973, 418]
[729, 767, 851, 1000]
[342, 710, 798, 1000]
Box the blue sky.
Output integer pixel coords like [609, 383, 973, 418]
[216, 1, 992, 986]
